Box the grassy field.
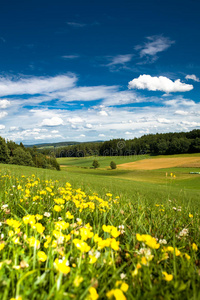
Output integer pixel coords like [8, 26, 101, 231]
[0, 154, 200, 299]
[57, 155, 149, 168]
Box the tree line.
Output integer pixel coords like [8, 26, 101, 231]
[0, 137, 60, 170]
[40, 129, 200, 158]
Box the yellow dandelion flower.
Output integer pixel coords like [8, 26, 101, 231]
[54, 258, 70, 274]
[53, 205, 62, 212]
[0, 243, 5, 251]
[162, 271, 173, 281]
[192, 243, 198, 251]
[73, 275, 83, 287]
[89, 287, 99, 300]
[113, 289, 126, 300]
[38, 251, 47, 262]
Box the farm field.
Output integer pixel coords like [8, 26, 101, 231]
[0, 154, 200, 299]
[57, 155, 149, 169]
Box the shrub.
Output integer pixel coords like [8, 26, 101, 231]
[92, 159, 100, 169]
[110, 161, 117, 169]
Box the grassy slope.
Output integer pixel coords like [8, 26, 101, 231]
[1, 160, 200, 213]
[57, 155, 149, 168]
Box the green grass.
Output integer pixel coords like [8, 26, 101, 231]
[57, 153, 200, 168]
[57, 154, 149, 168]
[0, 159, 200, 299]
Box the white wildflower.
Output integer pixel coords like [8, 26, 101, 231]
[159, 239, 167, 245]
[179, 228, 189, 237]
[120, 273, 126, 280]
[44, 212, 51, 217]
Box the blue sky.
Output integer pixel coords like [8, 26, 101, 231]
[0, 0, 200, 144]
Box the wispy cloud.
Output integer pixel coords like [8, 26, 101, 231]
[0, 37, 6, 43]
[62, 55, 80, 59]
[0, 74, 76, 96]
[67, 22, 86, 28]
[106, 54, 133, 66]
[185, 74, 200, 82]
[135, 35, 175, 63]
[128, 75, 193, 93]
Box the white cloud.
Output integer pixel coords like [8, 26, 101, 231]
[9, 126, 18, 131]
[103, 91, 145, 106]
[55, 86, 118, 102]
[62, 55, 80, 59]
[99, 110, 108, 116]
[164, 98, 196, 107]
[180, 121, 200, 127]
[67, 22, 86, 27]
[41, 117, 64, 127]
[0, 112, 7, 119]
[157, 118, 171, 124]
[80, 134, 85, 137]
[185, 74, 200, 82]
[174, 110, 189, 115]
[136, 35, 175, 58]
[0, 125, 5, 130]
[107, 54, 133, 66]
[99, 134, 105, 137]
[0, 99, 11, 108]
[85, 123, 93, 129]
[51, 130, 59, 133]
[128, 75, 193, 93]
[0, 74, 76, 96]
[68, 117, 83, 124]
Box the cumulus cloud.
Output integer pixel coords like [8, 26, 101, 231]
[41, 117, 64, 127]
[99, 110, 108, 116]
[0, 112, 8, 119]
[0, 74, 76, 97]
[0, 125, 5, 130]
[128, 75, 193, 93]
[0, 99, 11, 108]
[135, 35, 175, 58]
[174, 110, 189, 115]
[185, 74, 200, 82]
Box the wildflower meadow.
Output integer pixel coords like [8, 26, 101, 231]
[0, 167, 199, 300]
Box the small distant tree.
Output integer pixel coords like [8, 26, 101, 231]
[110, 161, 117, 169]
[92, 159, 100, 169]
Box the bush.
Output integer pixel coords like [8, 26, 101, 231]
[110, 161, 117, 169]
[10, 147, 34, 166]
[92, 159, 100, 169]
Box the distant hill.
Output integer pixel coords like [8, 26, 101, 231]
[25, 140, 104, 149]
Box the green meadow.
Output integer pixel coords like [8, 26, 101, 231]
[0, 153, 200, 299]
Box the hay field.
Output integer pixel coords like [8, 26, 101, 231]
[117, 156, 200, 170]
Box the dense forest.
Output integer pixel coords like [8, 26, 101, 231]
[39, 129, 200, 158]
[0, 137, 60, 170]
